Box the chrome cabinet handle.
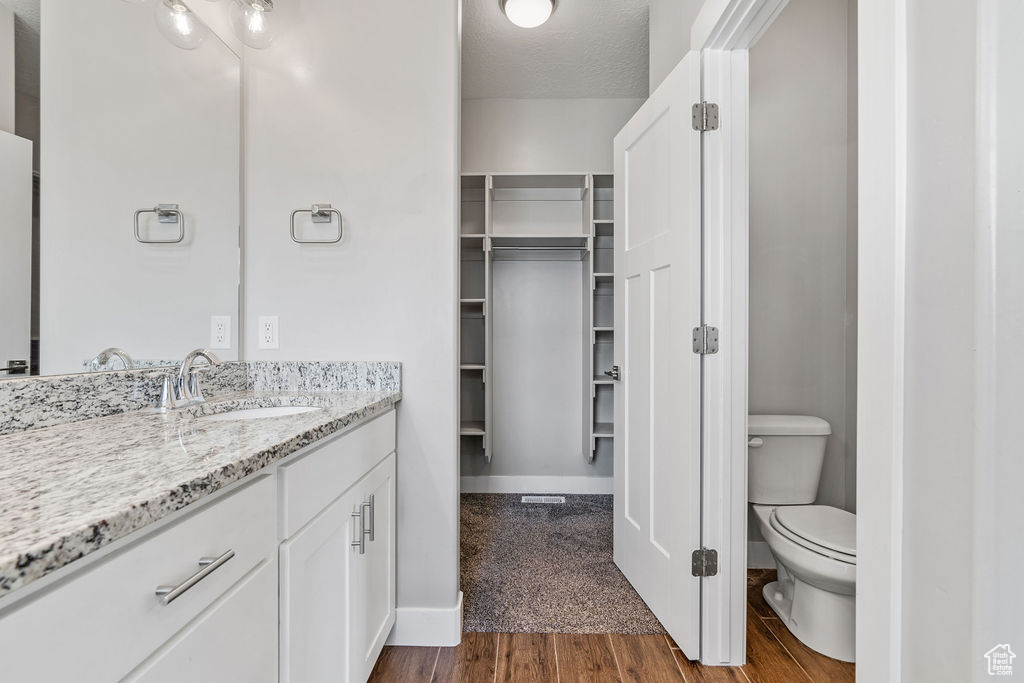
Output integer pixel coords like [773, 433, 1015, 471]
[351, 497, 374, 554]
[367, 494, 375, 542]
[155, 550, 234, 605]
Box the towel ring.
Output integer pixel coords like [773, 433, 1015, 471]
[134, 204, 184, 244]
[290, 204, 343, 244]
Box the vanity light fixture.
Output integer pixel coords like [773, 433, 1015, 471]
[154, 0, 209, 50]
[500, 0, 554, 28]
[230, 0, 277, 49]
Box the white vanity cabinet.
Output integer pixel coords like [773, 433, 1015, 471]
[279, 412, 397, 683]
[0, 408, 398, 683]
[0, 473, 279, 682]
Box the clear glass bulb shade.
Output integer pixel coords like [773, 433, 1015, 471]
[230, 0, 277, 49]
[155, 0, 208, 50]
[502, 0, 553, 28]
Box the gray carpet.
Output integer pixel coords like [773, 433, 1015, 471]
[460, 493, 667, 634]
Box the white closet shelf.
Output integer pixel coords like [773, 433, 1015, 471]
[459, 421, 486, 436]
[460, 298, 486, 303]
[592, 219, 614, 224]
[460, 233, 486, 238]
[490, 174, 589, 202]
[593, 326, 614, 332]
[593, 375, 615, 384]
[593, 272, 614, 278]
[593, 423, 614, 438]
[460, 364, 485, 370]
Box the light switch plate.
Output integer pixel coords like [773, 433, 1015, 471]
[258, 316, 279, 350]
[210, 316, 231, 349]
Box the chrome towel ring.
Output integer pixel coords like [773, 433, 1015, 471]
[290, 203, 343, 244]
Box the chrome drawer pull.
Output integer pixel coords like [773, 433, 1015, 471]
[155, 550, 234, 605]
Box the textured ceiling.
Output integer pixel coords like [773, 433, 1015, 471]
[2, 0, 40, 99]
[462, 0, 650, 100]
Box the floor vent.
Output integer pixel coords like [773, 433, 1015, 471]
[521, 495, 566, 504]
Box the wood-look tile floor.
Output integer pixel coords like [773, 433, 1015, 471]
[369, 570, 856, 682]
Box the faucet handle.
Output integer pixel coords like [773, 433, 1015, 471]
[148, 371, 177, 412]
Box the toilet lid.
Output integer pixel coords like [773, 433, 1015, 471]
[773, 505, 856, 557]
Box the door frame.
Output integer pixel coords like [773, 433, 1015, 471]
[696, 0, 906, 674]
[688, 0, 788, 666]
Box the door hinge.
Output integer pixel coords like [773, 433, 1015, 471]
[692, 102, 720, 132]
[692, 325, 720, 355]
[691, 548, 719, 577]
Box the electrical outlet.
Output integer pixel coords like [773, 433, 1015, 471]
[210, 315, 231, 349]
[258, 316, 279, 350]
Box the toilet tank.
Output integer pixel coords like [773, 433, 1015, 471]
[748, 415, 832, 504]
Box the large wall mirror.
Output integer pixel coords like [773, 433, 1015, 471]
[0, 0, 241, 378]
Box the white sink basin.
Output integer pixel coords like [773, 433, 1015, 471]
[198, 406, 321, 423]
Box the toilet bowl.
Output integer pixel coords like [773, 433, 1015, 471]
[752, 504, 856, 662]
[749, 415, 856, 663]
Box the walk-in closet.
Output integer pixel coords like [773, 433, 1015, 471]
[459, 173, 616, 489]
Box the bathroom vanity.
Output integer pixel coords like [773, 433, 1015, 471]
[0, 362, 401, 682]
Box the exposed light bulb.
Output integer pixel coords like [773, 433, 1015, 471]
[501, 0, 554, 28]
[155, 0, 208, 50]
[230, 0, 277, 49]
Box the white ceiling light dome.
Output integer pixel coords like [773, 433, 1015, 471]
[501, 0, 555, 28]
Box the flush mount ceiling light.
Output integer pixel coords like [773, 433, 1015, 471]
[500, 0, 554, 28]
[155, 0, 209, 50]
[230, 0, 277, 49]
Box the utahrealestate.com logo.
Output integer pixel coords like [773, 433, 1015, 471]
[985, 644, 1015, 676]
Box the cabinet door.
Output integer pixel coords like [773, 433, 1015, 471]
[280, 485, 362, 683]
[126, 559, 278, 683]
[348, 453, 397, 683]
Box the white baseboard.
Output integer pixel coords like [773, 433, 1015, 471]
[747, 541, 775, 568]
[385, 591, 463, 647]
[460, 475, 613, 494]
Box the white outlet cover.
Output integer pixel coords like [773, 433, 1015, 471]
[210, 315, 231, 350]
[258, 315, 279, 350]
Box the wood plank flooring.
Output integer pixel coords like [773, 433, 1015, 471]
[369, 570, 856, 682]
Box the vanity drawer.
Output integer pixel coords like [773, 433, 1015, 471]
[279, 409, 396, 539]
[0, 474, 276, 683]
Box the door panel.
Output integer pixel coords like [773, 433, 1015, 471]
[613, 51, 703, 659]
[279, 487, 359, 683]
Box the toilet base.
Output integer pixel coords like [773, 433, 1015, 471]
[762, 577, 855, 663]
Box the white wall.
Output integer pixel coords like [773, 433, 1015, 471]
[900, 0, 976, 678]
[39, 0, 240, 374]
[0, 3, 13, 133]
[648, 0, 703, 93]
[243, 0, 461, 643]
[461, 98, 643, 174]
[858, 0, 1024, 677]
[974, 0, 1024, 670]
[748, 0, 856, 525]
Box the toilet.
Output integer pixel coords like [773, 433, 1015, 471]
[748, 415, 856, 663]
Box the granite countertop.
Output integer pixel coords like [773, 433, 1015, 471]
[0, 389, 400, 596]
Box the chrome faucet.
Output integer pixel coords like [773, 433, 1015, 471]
[93, 347, 134, 370]
[177, 349, 223, 406]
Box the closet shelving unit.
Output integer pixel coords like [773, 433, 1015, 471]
[588, 175, 616, 463]
[458, 172, 616, 464]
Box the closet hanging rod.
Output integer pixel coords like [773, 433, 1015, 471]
[490, 246, 589, 251]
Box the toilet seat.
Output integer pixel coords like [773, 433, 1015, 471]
[770, 505, 856, 565]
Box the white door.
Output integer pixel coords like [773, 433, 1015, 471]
[613, 51, 703, 659]
[279, 487, 360, 683]
[0, 131, 32, 376]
